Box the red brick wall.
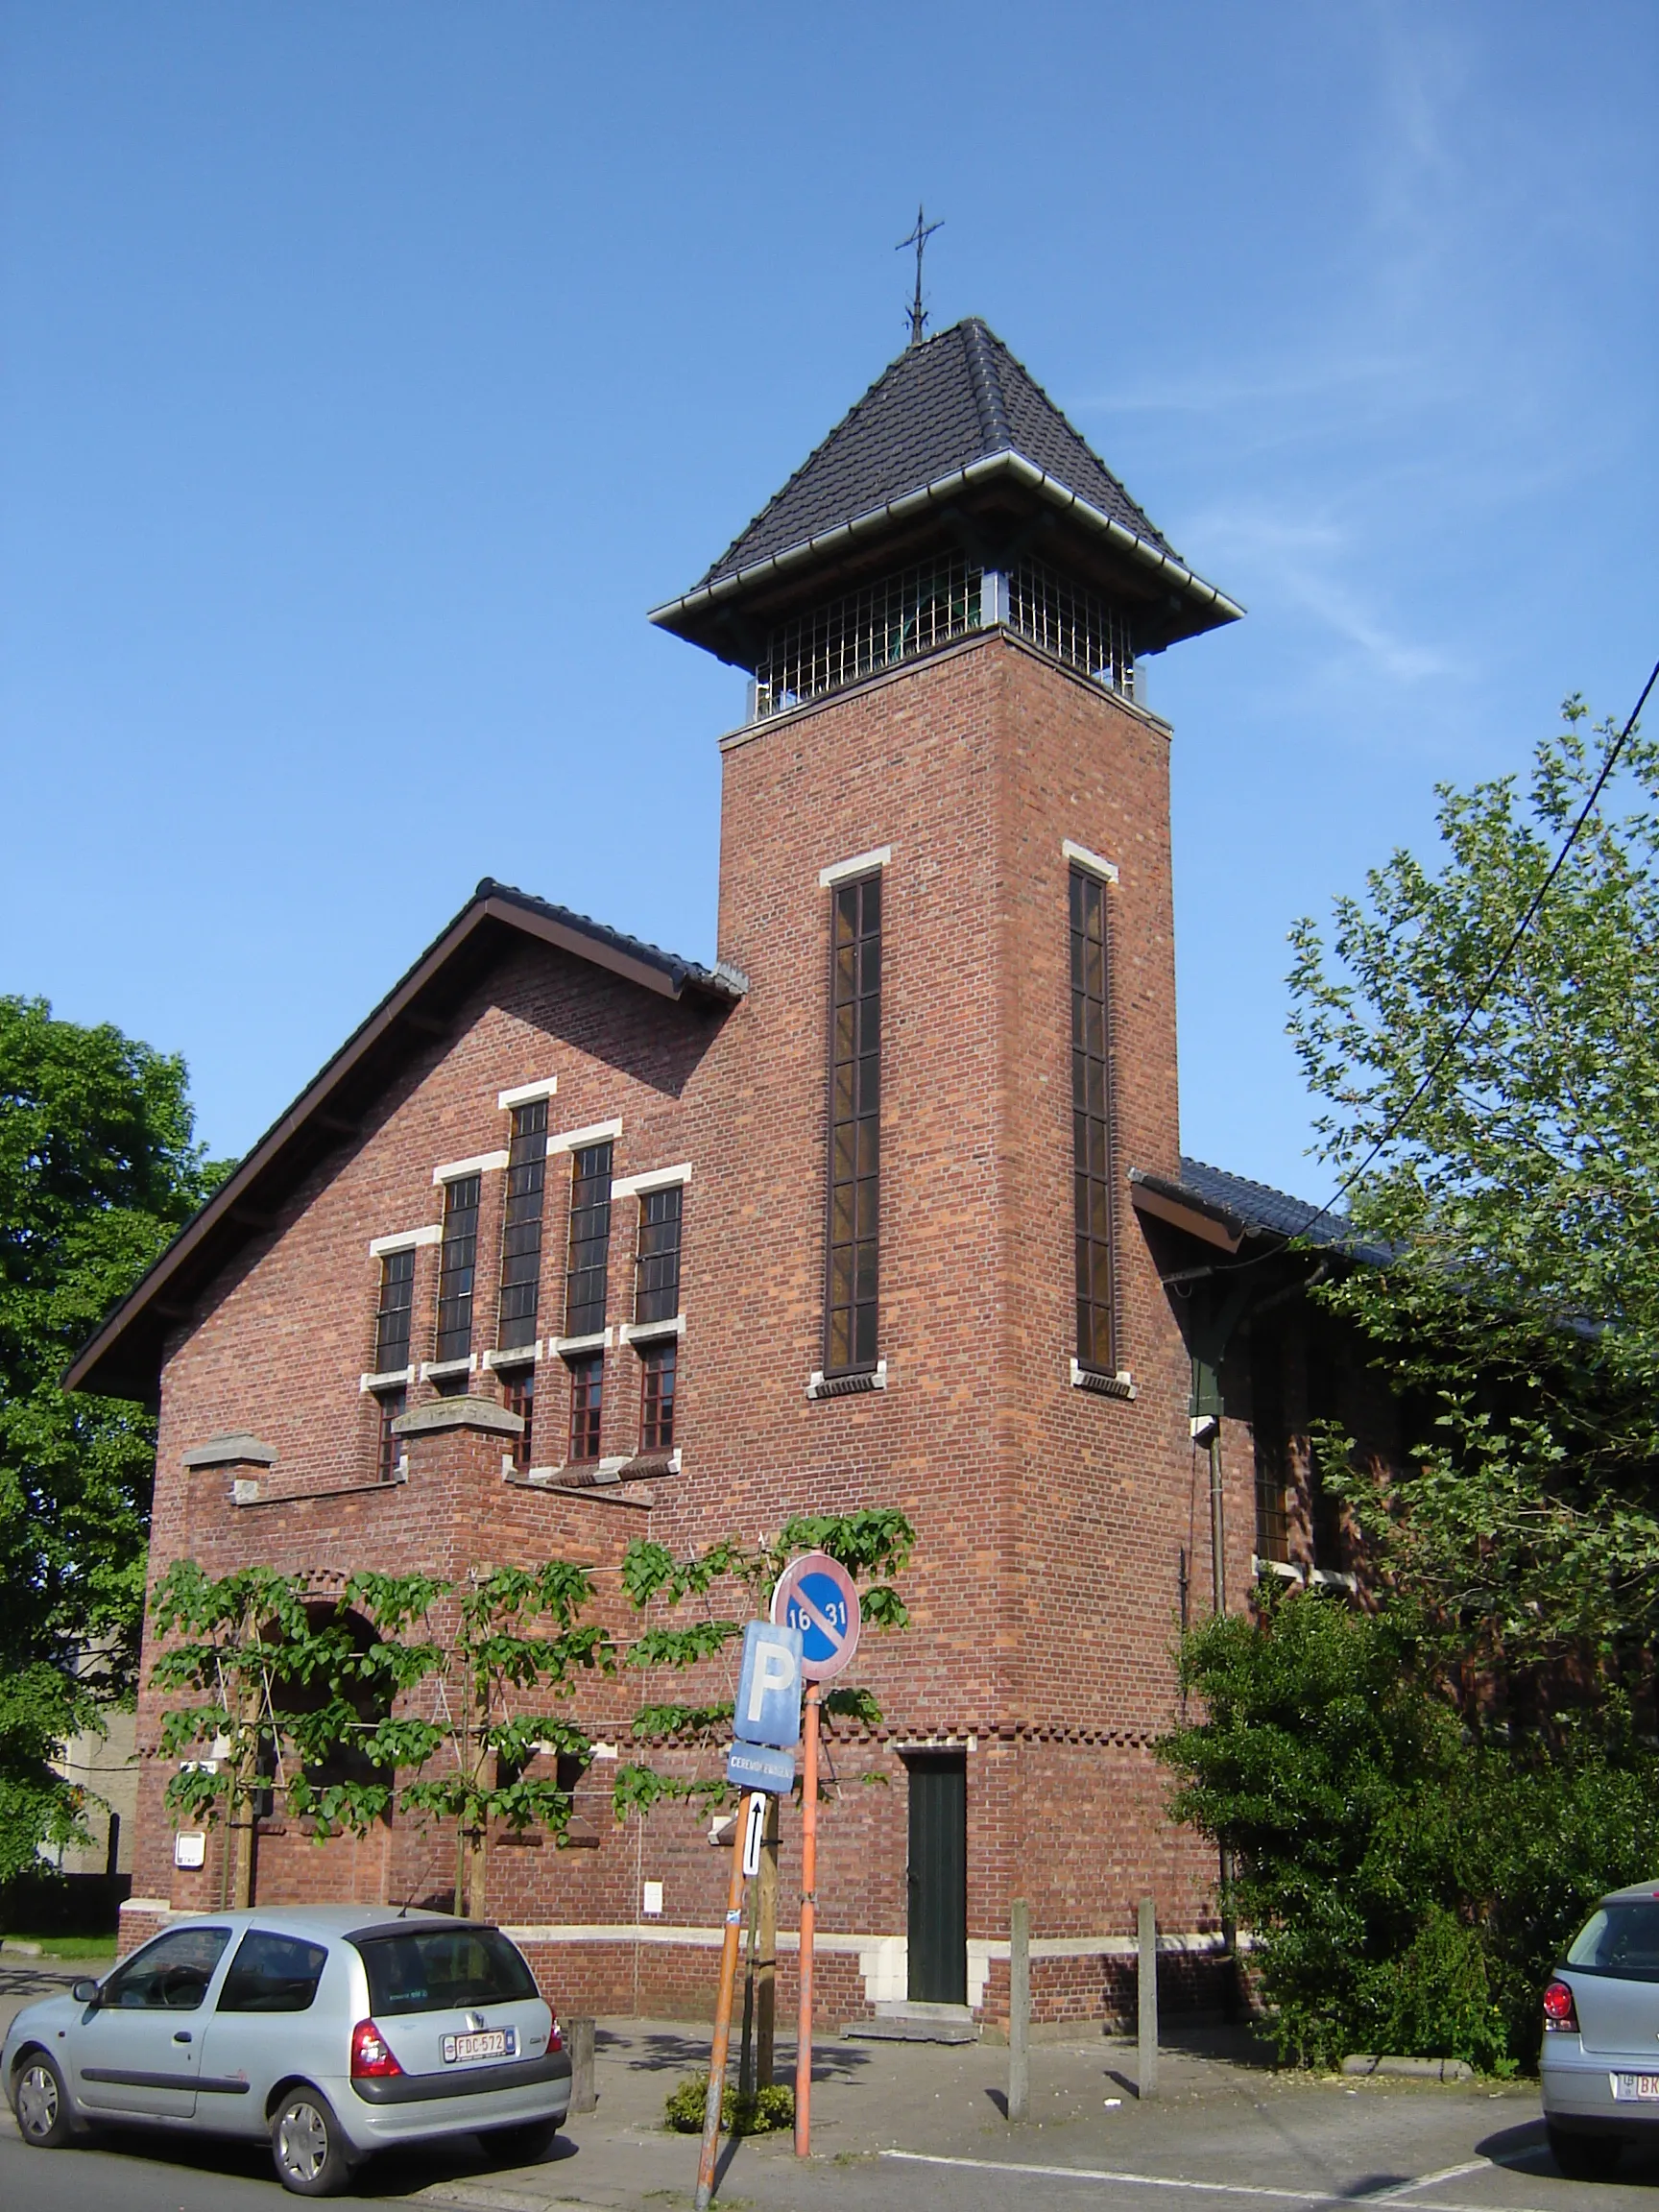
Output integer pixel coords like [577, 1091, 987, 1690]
[129, 629, 1248, 2014]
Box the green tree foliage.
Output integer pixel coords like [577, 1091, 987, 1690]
[151, 1559, 613, 1916]
[1163, 701, 1659, 2070]
[0, 997, 225, 1882]
[148, 1510, 916, 1903]
[1162, 1592, 1659, 2070]
[613, 1511, 913, 1819]
[1287, 699, 1659, 1702]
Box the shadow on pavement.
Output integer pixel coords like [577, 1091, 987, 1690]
[1479, 2114, 1659, 2187]
[1479, 2116, 1551, 2169]
[598, 2021, 874, 2083]
[43, 2115, 586, 2201]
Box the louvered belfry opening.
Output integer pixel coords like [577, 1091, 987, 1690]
[753, 553, 1137, 718]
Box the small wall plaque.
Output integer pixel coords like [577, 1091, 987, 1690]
[174, 1832, 206, 1869]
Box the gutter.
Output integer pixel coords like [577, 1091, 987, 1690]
[648, 450, 1245, 632]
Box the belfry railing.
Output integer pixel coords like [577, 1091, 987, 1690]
[751, 555, 1137, 719]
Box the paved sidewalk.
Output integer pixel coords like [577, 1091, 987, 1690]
[387, 2018, 1588, 2212]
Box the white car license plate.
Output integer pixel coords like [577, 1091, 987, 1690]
[1610, 2072, 1659, 2101]
[443, 2029, 515, 2064]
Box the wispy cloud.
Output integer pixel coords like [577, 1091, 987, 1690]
[1192, 504, 1465, 685]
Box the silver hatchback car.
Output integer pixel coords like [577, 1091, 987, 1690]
[3, 1906, 572, 2196]
[1542, 1882, 1659, 2176]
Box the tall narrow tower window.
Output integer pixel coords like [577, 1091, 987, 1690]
[827, 872, 881, 1373]
[435, 1174, 481, 1364]
[497, 1099, 549, 1351]
[1070, 866, 1117, 1371]
[565, 1142, 613, 1338]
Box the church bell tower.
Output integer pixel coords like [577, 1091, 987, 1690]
[653, 317, 1244, 2003]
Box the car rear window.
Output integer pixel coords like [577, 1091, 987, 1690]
[354, 1926, 539, 2016]
[218, 1930, 329, 2013]
[1567, 1903, 1659, 1979]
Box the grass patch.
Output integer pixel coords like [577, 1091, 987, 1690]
[2, 1935, 118, 1960]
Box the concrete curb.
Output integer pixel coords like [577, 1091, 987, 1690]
[1340, 2054, 1475, 2081]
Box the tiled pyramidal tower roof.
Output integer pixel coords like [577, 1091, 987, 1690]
[651, 317, 1240, 667]
[699, 319, 1174, 588]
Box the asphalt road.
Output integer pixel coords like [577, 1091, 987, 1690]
[8, 1986, 1659, 2212]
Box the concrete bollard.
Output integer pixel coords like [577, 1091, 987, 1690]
[1008, 1898, 1030, 2123]
[566, 2014, 597, 2114]
[1137, 1898, 1158, 2102]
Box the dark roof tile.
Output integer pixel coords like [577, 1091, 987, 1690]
[1131, 1156, 1391, 1264]
[475, 879, 746, 1002]
[692, 318, 1174, 592]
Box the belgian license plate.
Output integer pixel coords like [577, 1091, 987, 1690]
[1610, 2072, 1659, 2101]
[443, 2029, 514, 2064]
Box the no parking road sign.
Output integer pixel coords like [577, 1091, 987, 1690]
[769, 1551, 861, 1681]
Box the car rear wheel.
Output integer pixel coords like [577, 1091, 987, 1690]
[486, 2116, 560, 2163]
[12, 2052, 74, 2149]
[1548, 2123, 1623, 2180]
[271, 2086, 356, 2196]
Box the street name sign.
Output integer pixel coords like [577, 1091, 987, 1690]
[727, 1742, 795, 1794]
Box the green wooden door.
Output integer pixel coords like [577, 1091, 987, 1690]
[905, 1753, 967, 2004]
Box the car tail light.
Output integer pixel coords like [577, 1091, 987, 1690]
[1543, 1981, 1580, 2033]
[548, 2013, 563, 2053]
[351, 2019, 404, 2078]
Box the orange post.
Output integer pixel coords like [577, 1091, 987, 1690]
[794, 1683, 821, 2157]
[695, 1796, 755, 2212]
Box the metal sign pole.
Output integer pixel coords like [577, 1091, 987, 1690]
[794, 1681, 821, 2158]
[695, 1793, 759, 2212]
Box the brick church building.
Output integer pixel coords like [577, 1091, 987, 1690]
[69, 317, 1397, 2031]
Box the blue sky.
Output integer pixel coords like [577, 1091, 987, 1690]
[2, 2, 1653, 1200]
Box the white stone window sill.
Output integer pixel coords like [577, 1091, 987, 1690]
[547, 1118, 623, 1156]
[421, 1355, 477, 1382]
[611, 1163, 692, 1200]
[484, 1345, 538, 1371]
[1062, 836, 1120, 884]
[498, 1075, 558, 1111]
[368, 1225, 442, 1258]
[432, 1150, 510, 1184]
[621, 1315, 685, 1345]
[1069, 1358, 1136, 1399]
[360, 1365, 417, 1394]
[516, 1448, 681, 1487]
[552, 1329, 612, 1357]
[806, 1359, 887, 1401]
[819, 845, 892, 888]
[1251, 1555, 1358, 1594]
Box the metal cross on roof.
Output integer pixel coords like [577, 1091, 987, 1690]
[896, 203, 944, 347]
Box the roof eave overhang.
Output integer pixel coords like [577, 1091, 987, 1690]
[1129, 1170, 1247, 1254]
[650, 449, 1244, 660]
[64, 892, 741, 1404]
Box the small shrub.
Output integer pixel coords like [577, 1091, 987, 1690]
[664, 2075, 794, 2135]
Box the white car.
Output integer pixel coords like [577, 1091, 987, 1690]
[1542, 1882, 1659, 2176]
[3, 1906, 571, 2196]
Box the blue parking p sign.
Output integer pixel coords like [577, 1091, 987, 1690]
[733, 1621, 804, 1748]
